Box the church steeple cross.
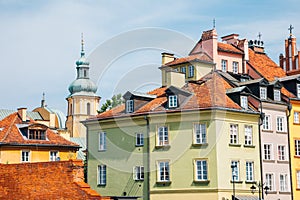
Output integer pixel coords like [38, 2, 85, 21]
[257, 32, 262, 41]
[289, 24, 294, 35]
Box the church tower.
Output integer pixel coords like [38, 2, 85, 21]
[66, 35, 100, 138]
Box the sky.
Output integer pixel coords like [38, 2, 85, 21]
[1, 0, 300, 114]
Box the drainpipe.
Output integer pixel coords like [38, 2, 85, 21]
[144, 115, 150, 200]
[286, 101, 293, 200]
[258, 99, 265, 200]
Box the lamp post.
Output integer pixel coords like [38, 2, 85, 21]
[250, 181, 269, 200]
[231, 164, 237, 200]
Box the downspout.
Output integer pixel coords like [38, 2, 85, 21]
[144, 115, 150, 200]
[258, 99, 265, 200]
[286, 101, 293, 200]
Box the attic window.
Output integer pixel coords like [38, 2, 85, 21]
[168, 95, 178, 108]
[240, 96, 248, 109]
[232, 62, 238, 74]
[28, 129, 46, 140]
[260, 87, 267, 100]
[297, 84, 300, 99]
[126, 100, 134, 113]
[188, 65, 195, 78]
[274, 89, 281, 101]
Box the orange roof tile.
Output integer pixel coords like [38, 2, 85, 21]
[164, 53, 213, 66]
[218, 42, 243, 54]
[0, 113, 79, 148]
[248, 49, 286, 81]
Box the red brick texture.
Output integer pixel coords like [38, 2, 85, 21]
[0, 160, 106, 200]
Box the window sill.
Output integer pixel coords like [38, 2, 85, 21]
[134, 179, 144, 182]
[156, 181, 171, 186]
[192, 143, 208, 147]
[245, 181, 256, 184]
[294, 155, 300, 158]
[229, 143, 241, 147]
[155, 145, 170, 149]
[277, 160, 289, 164]
[244, 144, 255, 148]
[263, 159, 275, 163]
[262, 129, 273, 133]
[135, 144, 144, 147]
[266, 191, 277, 194]
[98, 150, 106, 152]
[230, 180, 243, 184]
[97, 184, 106, 187]
[279, 191, 291, 194]
[193, 180, 210, 184]
[276, 131, 287, 134]
[293, 123, 300, 125]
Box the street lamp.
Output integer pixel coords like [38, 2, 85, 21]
[231, 164, 237, 200]
[250, 181, 269, 200]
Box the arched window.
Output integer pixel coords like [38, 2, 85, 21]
[87, 103, 91, 115]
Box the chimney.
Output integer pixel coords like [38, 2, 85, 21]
[199, 29, 218, 62]
[221, 33, 239, 45]
[161, 52, 175, 65]
[248, 40, 265, 54]
[17, 108, 27, 122]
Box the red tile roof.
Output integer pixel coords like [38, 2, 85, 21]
[164, 52, 213, 66]
[0, 112, 79, 148]
[248, 49, 286, 81]
[0, 160, 104, 200]
[218, 42, 243, 54]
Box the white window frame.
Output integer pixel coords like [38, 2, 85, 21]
[136, 133, 144, 146]
[278, 145, 286, 161]
[295, 140, 300, 156]
[232, 61, 238, 74]
[244, 125, 253, 145]
[126, 100, 134, 113]
[279, 174, 288, 192]
[246, 161, 254, 182]
[274, 89, 281, 101]
[99, 132, 107, 151]
[133, 166, 144, 181]
[188, 65, 194, 78]
[265, 173, 274, 191]
[231, 161, 239, 181]
[21, 150, 30, 163]
[50, 151, 59, 161]
[157, 126, 169, 146]
[221, 59, 227, 72]
[264, 144, 273, 160]
[294, 111, 299, 124]
[297, 84, 300, 98]
[168, 95, 178, 108]
[97, 165, 107, 186]
[240, 96, 248, 109]
[276, 116, 286, 132]
[260, 87, 267, 100]
[194, 123, 207, 144]
[180, 66, 186, 75]
[262, 115, 271, 130]
[297, 171, 300, 189]
[194, 159, 208, 181]
[230, 124, 238, 144]
[157, 160, 170, 182]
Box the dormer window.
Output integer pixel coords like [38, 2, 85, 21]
[240, 96, 248, 109]
[297, 84, 300, 98]
[168, 95, 178, 108]
[260, 87, 267, 100]
[188, 65, 195, 78]
[29, 129, 46, 140]
[126, 100, 134, 113]
[274, 89, 281, 101]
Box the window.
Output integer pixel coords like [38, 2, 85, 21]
[262, 115, 271, 130]
[28, 129, 46, 140]
[265, 173, 274, 191]
[133, 166, 144, 181]
[21, 150, 30, 162]
[260, 87, 267, 100]
[157, 126, 169, 146]
[240, 96, 248, 109]
[126, 100, 134, 113]
[232, 61, 238, 74]
[294, 111, 299, 124]
[280, 174, 288, 192]
[157, 161, 170, 182]
[87, 103, 91, 115]
[180, 66, 186, 75]
[221, 59, 227, 72]
[264, 144, 272, 160]
[195, 160, 208, 181]
[297, 171, 300, 189]
[231, 161, 239, 181]
[97, 165, 106, 185]
[188, 65, 194, 78]
[246, 162, 254, 182]
[230, 124, 238, 144]
[278, 145, 286, 161]
[168, 95, 178, 108]
[194, 123, 207, 144]
[274, 89, 281, 101]
[297, 84, 300, 98]
[99, 132, 106, 151]
[50, 151, 59, 161]
[136, 133, 144, 146]
[244, 125, 253, 145]
[276, 116, 285, 132]
[295, 140, 300, 156]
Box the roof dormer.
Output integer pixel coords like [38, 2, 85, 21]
[123, 91, 157, 114]
[18, 124, 48, 140]
[165, 86, 192, 109]
[226, 86, 252, 110]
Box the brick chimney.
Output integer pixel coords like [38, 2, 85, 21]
[17, 108, 27, 122]
[248, 39, 265, 54]
[221, 33, 239, 46]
